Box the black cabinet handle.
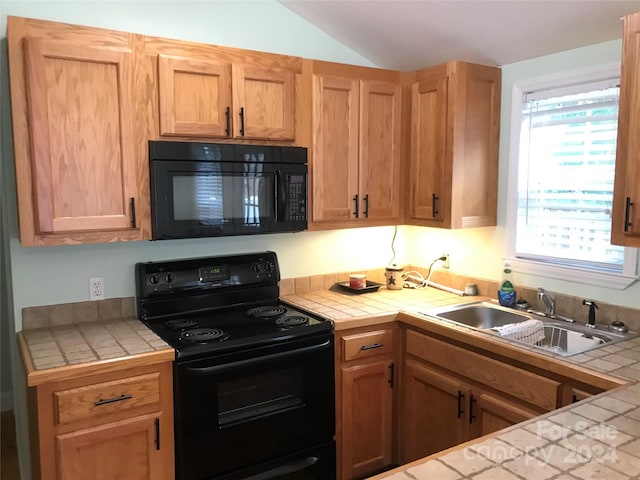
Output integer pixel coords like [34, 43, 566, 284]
[469, 394, 476, 424]
[363, 194, 369, 218]
[225, 106, 231, 136]
[129, 198, 136, 228]
[388, 362, 395, 388]
[572, 394, 578, 403]
[239, 107, 245, 136]
[94, 394, 132, 406]
[155, 418, 160, 450]
[457, 391, 465, 419]
[360, 343, 383, 351]
[353, 194, 359, 218]
[432, 193, 439, 218]
[624, 196, 633, 232]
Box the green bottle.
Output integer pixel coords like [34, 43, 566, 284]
[498, 261, 516, 308]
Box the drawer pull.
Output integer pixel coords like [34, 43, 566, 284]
[360, 343, 383, 351]
[94, 394, 132, 406]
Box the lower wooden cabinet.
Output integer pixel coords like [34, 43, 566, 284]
[27, 360, 174, 480]
[399, 328, 557, 463]
[336, 325, 398, 480]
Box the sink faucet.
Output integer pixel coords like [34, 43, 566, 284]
[537, 287, 556, 316]
[582, 300, 599, 328]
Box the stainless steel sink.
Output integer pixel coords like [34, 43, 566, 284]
[424, 302, 638, 356]
[432, 304, 530, 329]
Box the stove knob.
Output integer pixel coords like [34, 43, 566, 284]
[252, 263, 261, 273]
[165, 272, 175, 283]
[149, 274, 160, 285]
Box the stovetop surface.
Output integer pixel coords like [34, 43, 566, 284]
[143, 301, 332, 360]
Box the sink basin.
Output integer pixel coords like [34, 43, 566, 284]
[430, 304, 530, 329]
[425, 302, 638, 356]
[530, 322, 612, 356]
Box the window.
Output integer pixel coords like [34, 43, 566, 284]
[507, 67, 637, 288]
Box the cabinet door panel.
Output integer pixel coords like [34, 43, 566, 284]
[612, 13, 640, 246]
[24, 38, 137, 234]
[233, 65, 295, 140]
[341, 360, 393, 480]
[451, 64, 500, 228]
[312, 75, 359, 222]
[410, 76, 448, 222]
[400, 360, 468, 464]
[57, 413, 162, 480]
[360, 81, 401, 221]
[158, 55, 231, 137]
[471, 392, 538, 439]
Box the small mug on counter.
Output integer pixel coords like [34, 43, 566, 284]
[349, 273, 367, 289]
[385, 264, 404, 290]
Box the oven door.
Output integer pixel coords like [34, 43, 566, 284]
[150, 158, 307, 240]
[174, 332, 335, 480]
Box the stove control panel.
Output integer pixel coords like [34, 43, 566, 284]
[136, 251, 280, 298]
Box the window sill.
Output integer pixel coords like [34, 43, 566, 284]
[508, 258, 637, 290]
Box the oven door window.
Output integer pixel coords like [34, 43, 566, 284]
[218, 366, 303, 427]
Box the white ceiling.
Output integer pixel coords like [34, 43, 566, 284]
[280, 0, 640, 70]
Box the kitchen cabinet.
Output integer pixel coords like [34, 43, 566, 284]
[156, 54, 295, 140]
[407, 61, 501, 229]
[336, 325, 398, 480]
[311, 65, 402, 227]
[25, 360, 174, 480]
[612, 12, 640, 247]
[399, 328, 556, 463]
[7, 16, 148, 246]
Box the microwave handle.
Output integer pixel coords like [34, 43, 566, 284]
[274, 170, 286, 222]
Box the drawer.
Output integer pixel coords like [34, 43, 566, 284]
[54, 372, 161, 425]
[343, 329, 394, 362]
[406, 329, 560, 411]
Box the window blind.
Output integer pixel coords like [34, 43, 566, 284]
[515, 80, 624, 272]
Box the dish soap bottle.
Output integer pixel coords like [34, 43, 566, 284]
[498, 261, 516, 308]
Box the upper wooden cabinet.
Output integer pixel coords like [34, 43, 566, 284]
[311, 65, 402, 227]
[407, 62, 501, 229]
[149, 39, 298, 141]
[7, 17, 148, 246]
[612, 12, 640, 247]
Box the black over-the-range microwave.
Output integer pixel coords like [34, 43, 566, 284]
[149, 141, 308, 240]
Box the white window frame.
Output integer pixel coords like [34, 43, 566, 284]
[505, 64, 638, 290]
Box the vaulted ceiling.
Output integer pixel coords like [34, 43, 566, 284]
[280, 0, 640, 70]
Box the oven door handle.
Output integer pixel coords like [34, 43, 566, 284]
[183, 339, 331, 376]
[243, 456, 319, 480]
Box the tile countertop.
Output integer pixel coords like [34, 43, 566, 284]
[282, 286, 640, 480]
[18, 315, 173, 386]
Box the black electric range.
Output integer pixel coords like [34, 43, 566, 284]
[135, 251, 332, 361]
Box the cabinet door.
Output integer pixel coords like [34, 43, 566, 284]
[232, 64, 295, 140]
[22, 38, 138, 236]
[359, 80, 402, 221]
[469, 392, 538, 440]
[409, 74, 448, 223]
[400, 360, 469, 464]
[341, 360, 393, 480]
[56, 413, 167, 480]
[312, 75, 360, 222]
[158, 54, 232, 137]
[612, 12, 640, 246]
[449, 63, 500, 228]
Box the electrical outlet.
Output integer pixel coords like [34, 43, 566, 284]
[89, 277, 105, 301]
[442, 253, 450, 270]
